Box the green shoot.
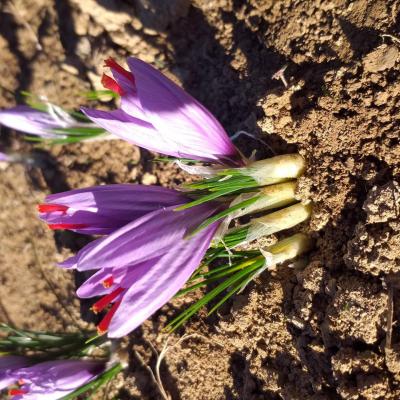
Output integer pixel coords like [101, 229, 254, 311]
[175, 155, 305, 209]
[185, 195, 261, 237]
[60, 362, 124, 400]
[84, 89, 119, 101]
[0, 324, 103, 359]
[166, 257, 264, 331]
[167, 233, 313, 331]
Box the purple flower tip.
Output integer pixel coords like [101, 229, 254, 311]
[82, 57, 242, 164]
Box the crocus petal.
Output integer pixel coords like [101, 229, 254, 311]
[76, 268, 118, 298]
[81, 108, 177, 155]
[104, 58, 145, 119]
[57, 237, 105, 269]
[77, 267, 127, 298]
[76, 203, 220, 272]
[127, 57, 239, 162]
[14, 360, 104, 400]
[0, 356, 31, 390]
[0, 106, 61, 138]
[40, 184, 188, 235]
[108, 222, 219, 337]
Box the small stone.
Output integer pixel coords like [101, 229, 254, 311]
[141, 172, 157, 185]
[363, 181, 400, 224]
[363, 45, 399, 73]
[61, 63, 79, 76]
[76, 37, 91, 58]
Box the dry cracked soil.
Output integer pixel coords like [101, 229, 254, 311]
[1, 0, 400, 399]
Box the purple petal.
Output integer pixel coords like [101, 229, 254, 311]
[0, 356, 31, 390]
[14, 360, 104, 400]
[76, 268, 117, 298]
[0, 106, 61, 138]
[81, 108, 179, 156]
[57, 254, 79, 269]
[76, 203, 220, 272]
[77, 267, 126, 298]
[40, 184, 188, 235]
[127, 57, 239, 162]
[108, 222, 219, 337]
[77, 256, 163, 299]
[57, 238, 104, 269]
[106, 63, 145, 120]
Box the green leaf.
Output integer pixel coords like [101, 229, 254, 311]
[51, 127, 106, 136]
[60, 363, 123, 400]
[175, 187, 244, 211]
[84, 90, 118, 101]
[152, 157, 201, 163]
[165, 257, 264, 331]
[216, 226, 249, 248]
[186, 195, 261, 237]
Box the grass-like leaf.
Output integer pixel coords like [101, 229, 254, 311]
[185, 174, 257, 192]
[175, 187, 244, 211]
[186, 195, 261, 237]
[51, 127, 106, 136]
[152, 157, 201, 163]
[60, 362, 123, 400]
[84, 89, 118, 101]
[215, 226, 249, 248]
[0, 324, 98, 357]
[166, 257, 264, 331]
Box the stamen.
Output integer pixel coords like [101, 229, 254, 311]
[91, 287, 124, 314]
[97, 301, 121, 335]
[48, 223, 88, 230]
[104, 57, 135, 83]
[17, 379, 25, 386]
[101, 74, 124, 96]
[9, 389, 28, 396]
[102, 276, 114, 288]
[37, 203, 69, 213]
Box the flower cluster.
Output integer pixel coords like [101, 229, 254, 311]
[33, 57, 312, 337]
[1, 56, 314, 398]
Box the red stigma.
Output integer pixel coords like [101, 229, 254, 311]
[104, 57, 135, 83]
[9, 389, 28, 396]
[97, 300, 121, 335]
[48, 223, 88, 230]
[38, 203, 69, 213]
[92, 287, 124, 314]
[102, 276, 114, 288]
[101, 74, 124, 96]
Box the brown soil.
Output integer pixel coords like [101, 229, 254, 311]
[1, 0, 400, 399]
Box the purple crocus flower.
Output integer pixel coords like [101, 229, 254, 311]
[3, 359, 104, 400]
[0, 356, 31, 391]
[56, 201, 221, 337]
[38, 184, 188, 235]
[0, 105, 99, 139]
[82, 57, 241, 164]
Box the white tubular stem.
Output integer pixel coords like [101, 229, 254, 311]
[243, 154, 306, 186]
[238, 233, 313, 292]
[243, 202, 312, 244]
[238, 181, 297, 217]
[261, 233, 313, 267]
